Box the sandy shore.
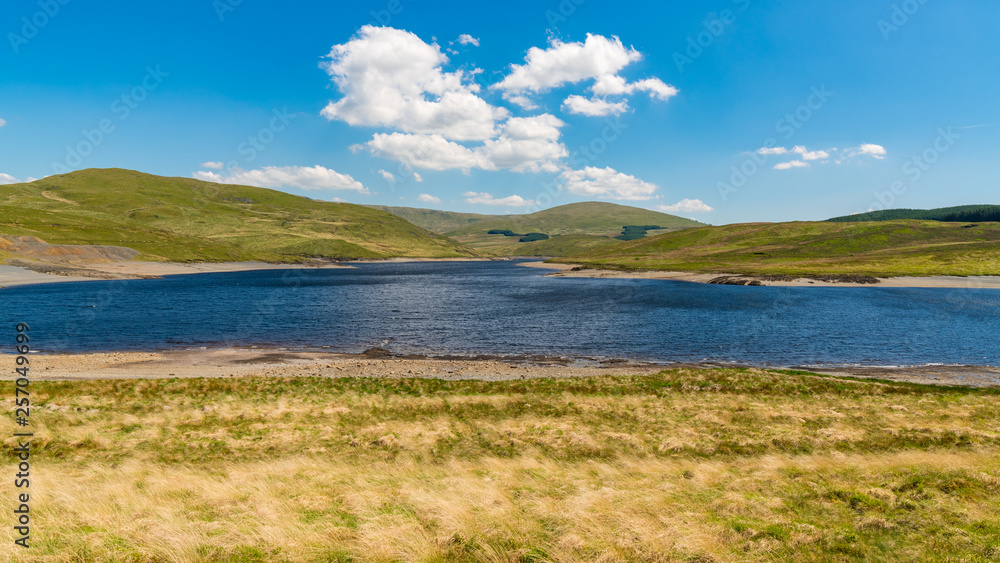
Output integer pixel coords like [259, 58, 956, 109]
[2, 348, 997, 387]
[8, 349, 665, 382]
[522, 261, 1000, 289]
[0, 260, 351, 289]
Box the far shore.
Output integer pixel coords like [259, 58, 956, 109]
[0, 257, 506, 289]
[2, 348, 998, 388]
[0, 260, 354, 289]
[521, 261, 1000, 289]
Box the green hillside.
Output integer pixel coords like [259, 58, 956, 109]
[554, 220, 1000, 277]
[829, 204, 1000, 223]
[0, 169, 474, 263]
[374, 202, 704, 256]
[364, 205, 495, 233]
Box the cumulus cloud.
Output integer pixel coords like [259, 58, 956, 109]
[494, 34, 641, 94]
[0, 118, 6, 127]
[320, 26, 507, 141]
[412, 172, 424, 182]
[800, 149, 830, 161]
[360, 114, 568, 174]
[377, 169, 395, 182]
[463, 191, 537, 207]
[417, 193, 441, 203]
[851, 143, 887, 159]
[193, 165, 370, 193]
[492, 34, 677, 116]
[561, 95, 630, 117]
[362, 133, 491, 172]
[456, 34, 479, 46]
[657, 199, 713, 214]
[0, 173, 19, 184]
[200, 161, 225, 170]
[559, 167, 658, 201]
[764, 144, 886, 170]
[591, 75, 678, 101]
[773, 160, 810, 170]
[505, 95, 539, 110]
[477, 114, 567, 173]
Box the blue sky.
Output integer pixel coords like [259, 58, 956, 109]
[1, 0, 998, 224]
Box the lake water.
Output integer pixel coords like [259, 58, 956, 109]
[2, 260, 998, 368]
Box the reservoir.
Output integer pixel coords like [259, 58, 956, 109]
[2, 260, 998, 368]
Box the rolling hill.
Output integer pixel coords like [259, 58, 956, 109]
[373, 202, 707, 256]
[364, 206, 496, 234]
[553, 220, 1000, 277]
[0, 168, 475, 263]
[829, 204, 1000, 223]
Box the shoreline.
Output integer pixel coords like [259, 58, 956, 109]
[0, 260, 354, 289]
[0, 257, 506, 289]
[3, 348, 998, 387]
[521, 261, 1000, 289]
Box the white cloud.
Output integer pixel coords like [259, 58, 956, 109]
[657, 199, 714, 214]
[0, 118, 6, 127]
[377, 169, 395, 182]
[505, 95, 539, 110]
[200, 161, 225, 170]
[801, 150, 829, 161]
[320, 26, 507, 141]
[494, 34, 641, 95]
[851, 143, 887, 159]
[500, 114, 564, 140]
[417, 193, 441, 203]
[412, 172, 424, 182]
[591, 75, 677, 101]
[457, 34, 479, 47]
[773, 160, 810, 170]
[762, 144, 884, 170]
[362, 133, 491, 172]
[463, 191, 537, 207]
[559, 167, 658, 201]
[561, 95, 629, 117]
[361, 115, 568, 174]
[493, 34, 677, 115]
[477, 114, 567, 173]
[193, 165, 370, 193]
[0, 173, 19, 184]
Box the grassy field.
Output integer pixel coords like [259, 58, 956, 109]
[0, 169, 474, 262]
[555, 220, 1000, 277]
[4, 368, 1000, 562]
[372, 202, 705, 257]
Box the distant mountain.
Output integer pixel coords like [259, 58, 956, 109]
[555, 220, 1000, 277]
[364, 206, 495, 234]
[371, 202, 707, 256]
[0, 168, 475, 263]
[829, 205, 1000, 223]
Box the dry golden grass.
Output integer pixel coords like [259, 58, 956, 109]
[3, 368, 1000, 562]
